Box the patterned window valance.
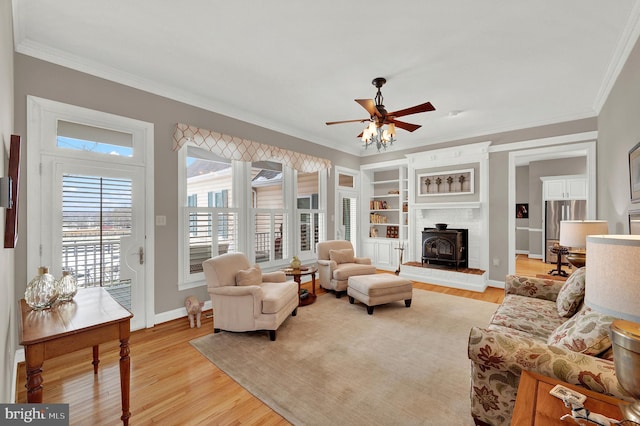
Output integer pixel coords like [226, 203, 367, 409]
[172, 123, 331, 173]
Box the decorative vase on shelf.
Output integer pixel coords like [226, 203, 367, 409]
[57, 270, 78, 302]
[25, 266, 59, 310]
[290, 256, 301, 270]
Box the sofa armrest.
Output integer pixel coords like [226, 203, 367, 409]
[210, 285, 263, 297]
[504, 274, 565, 301]
[262, 271, 286, 282]
[209, 285, 264, 318]
[317, 259, 336, 288]
[354, 257, 372, 265]
[468, 326, 630, 400]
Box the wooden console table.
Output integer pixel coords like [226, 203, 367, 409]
[18, 287, 133, 425]
[512, 371, 625, 425]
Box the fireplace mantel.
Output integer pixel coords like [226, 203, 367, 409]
[402, 142, 491, 291]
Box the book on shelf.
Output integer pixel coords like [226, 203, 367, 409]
[369, 213, 387, 224]
[370, 200, 391, 210]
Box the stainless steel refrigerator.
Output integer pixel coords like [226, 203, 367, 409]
[544, 199, 587, 263]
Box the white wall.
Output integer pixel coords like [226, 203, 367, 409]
[0, 0, 16, 403]
[599, 35, 640, 232]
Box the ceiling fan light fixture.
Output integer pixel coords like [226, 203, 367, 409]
[326, 77, 435, 152]
[363, 123, 395, 151]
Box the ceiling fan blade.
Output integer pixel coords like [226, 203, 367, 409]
[355, 99, 382, 117]
[388, 102, 435, 118]
[326, 118, 368, 125]
[391, 120, 422, 132]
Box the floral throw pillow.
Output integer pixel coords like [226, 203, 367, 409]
[235, 264, 262, 286]
[556, 267, 587, 317]
[547, 306, 615, 356]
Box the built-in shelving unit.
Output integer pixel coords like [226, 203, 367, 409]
[360, 160, 408, 270]
[369, 174, 403, 238]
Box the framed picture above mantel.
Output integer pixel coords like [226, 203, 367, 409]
[418, 168, 474, 196]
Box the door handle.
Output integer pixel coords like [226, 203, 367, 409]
[139, 247, 144, 265]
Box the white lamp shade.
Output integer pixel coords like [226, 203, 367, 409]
[559, 220, 609, 248]
[585, 235, 640, 322]
[387, 123, 396, 137]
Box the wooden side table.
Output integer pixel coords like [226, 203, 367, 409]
[18, 287, 133, 425]
[282, 266, 317, 306]
[512, 371, 625, 425]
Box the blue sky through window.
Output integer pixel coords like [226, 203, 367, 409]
[57, 136, 133, 157]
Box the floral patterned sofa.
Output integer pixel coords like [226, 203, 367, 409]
[467, 268, 632, 425]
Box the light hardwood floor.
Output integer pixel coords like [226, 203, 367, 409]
[514, 253, 577, 279]
[15, 257, 551, 425]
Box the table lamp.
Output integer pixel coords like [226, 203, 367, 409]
[559, 220, 608, 268]
[586, 235, 640, 422]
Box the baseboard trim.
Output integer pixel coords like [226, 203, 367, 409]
[487, 279, 504, 289]
[154, 300, 212, 325]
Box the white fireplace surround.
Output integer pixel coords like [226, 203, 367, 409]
[401, 142, 491, 292]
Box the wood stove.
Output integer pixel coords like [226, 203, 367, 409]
[421, 228, 468, 269]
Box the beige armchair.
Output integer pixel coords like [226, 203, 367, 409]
[317, 240, 376, 298]
[203, 252, 299, 341]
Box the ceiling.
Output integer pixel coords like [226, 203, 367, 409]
[11, 0, 640, 156]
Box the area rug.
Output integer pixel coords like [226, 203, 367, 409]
[190, 289, 498, 425]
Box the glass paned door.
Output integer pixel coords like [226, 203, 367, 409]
[338, 191, 358, 248]
[47, 160, 146, 329]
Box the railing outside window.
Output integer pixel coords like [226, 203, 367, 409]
[185, 208, 238, 275]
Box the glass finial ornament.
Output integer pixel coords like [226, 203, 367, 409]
[25, 266, 59, 310]
[57, 270, 78, 302]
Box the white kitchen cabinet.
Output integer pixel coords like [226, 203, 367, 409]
[542, 175, 587, 200]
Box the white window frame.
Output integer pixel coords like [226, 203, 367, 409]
[178, 145, 238, 290]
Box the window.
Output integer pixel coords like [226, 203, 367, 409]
[335, 166, 359, 247]
[178, 144, 327, 289]
[297, 172, 321, 256]
[182, 147, 236, 283]
[57, 120, 134, 157]
[61, 174, 132, 286]
[252, 161, 285, 264]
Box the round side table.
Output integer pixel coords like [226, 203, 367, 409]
[282, 266, 318, 306]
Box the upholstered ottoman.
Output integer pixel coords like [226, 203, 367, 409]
[347, 274, 413, 315]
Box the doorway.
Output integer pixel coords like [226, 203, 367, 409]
[335, 167, 359, 252]
[507, 138, 596, 277]
[27, 96, 155, 330]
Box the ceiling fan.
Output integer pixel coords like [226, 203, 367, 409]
[326, 77, 436, 149]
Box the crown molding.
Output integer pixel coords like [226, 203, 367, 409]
[593, 1, 640, 112]
[14, 38, 364, 157]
